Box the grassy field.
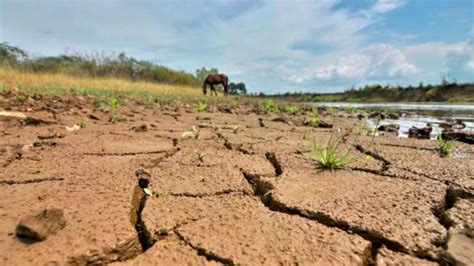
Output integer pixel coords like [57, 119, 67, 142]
[0, 67, 201, 97]
[0, 67, 261, 108]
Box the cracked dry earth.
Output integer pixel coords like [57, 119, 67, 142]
[1, 95, 473, 265]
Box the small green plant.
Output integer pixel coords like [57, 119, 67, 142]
[437, 133, 454, 157]
[196, 101, 208, 113]
[108, 97, 120, 123]
[347, 105, 357, 116]
[284, 105, 298, 115]
[307, 107, 320, 127]
[77, 119, 87, 128]
[310, 136, 353, 171]
[261, 99, 279, 114]
[16, 95, 28, 103]
[195, 150, 207, 162]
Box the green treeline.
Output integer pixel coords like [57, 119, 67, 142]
[266, 82, 474, 103]
[0, 42, 200, 87]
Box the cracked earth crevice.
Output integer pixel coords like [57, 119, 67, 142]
[168, 189, 251, 198]
[354, 144, 391, 171]
[0, 176, 64, 185]
[174, 229, 235, 265]
[83, 148, 178, 156]
[130, 170, 155, 251]
[265, 151, 283, 176]
[239, 168, 443, 264]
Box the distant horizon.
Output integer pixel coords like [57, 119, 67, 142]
[1, 0, 473, 93]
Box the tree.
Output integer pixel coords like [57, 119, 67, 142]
[0, 42, 28, 65]
[195, 67, 218, 84]
[228, 82, 247, 95]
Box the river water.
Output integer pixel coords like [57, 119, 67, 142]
[315, 102, 474, 139]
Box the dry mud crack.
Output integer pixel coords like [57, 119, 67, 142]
[1, 96, 473, 265]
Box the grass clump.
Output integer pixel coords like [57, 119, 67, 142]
[307, 107, 320, 127]
[346, 105, 357, 116]
[77, 119, 87, 128]
[310, 136, 353, 171]
[284, 105, 298, 115]
[196, 101, 208, 113]
[108, 97, 120, 123]
[260, 99, 279, 114]
[437, 133, 454, 157]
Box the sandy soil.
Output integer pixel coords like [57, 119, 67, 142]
[0, 91, 473, 265]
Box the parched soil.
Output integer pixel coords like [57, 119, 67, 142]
[0, 93, 473, 265]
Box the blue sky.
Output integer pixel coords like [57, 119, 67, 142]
[1, 0, 473, 93]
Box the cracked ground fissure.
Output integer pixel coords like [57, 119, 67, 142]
[237, 149, 448, 264]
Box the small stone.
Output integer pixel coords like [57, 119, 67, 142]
[16, 208, 66, 243]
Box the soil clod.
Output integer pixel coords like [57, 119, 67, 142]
[16, 208, 66, 243]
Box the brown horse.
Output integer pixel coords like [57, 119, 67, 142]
[203, 74, 228, 96]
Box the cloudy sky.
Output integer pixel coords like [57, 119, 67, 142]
[1, 0, 473, 93]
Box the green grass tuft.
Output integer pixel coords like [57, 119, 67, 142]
[437, 133, 454, 157]
[310, 136, 353, 170]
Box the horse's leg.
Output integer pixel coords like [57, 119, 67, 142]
[223, 80, 228, 96]
[202, 82, 207, 95]
[211, 84, 216, 96]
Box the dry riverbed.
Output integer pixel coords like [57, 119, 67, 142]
[0, 91, 473, 265]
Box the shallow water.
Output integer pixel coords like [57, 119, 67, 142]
[315, 102, 474, 139]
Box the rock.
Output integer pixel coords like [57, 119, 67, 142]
[0, 111, 27, 119]
[217, 105, 233, 114]
[378, 124, 399, 133]
[387, 113, 399, 120]
[33, 140, 57, 147]
[16, 208, 66, 243]
[303, 119, 333, 128]
[442, 228, 474, 266]
[368, 112, 386, 120]
[132, 124, 148, 132]
[37, 132, 61, 140]
[271, 115, 292, 125]
[357, 113, 367, 120]
[408, 124, 432, 139]
[88, 113, 101, 120]
[440, 119, 466, 130]
[442, 130, 474, 145]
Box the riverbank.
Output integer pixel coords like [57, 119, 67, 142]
[266, 82, 474, 103]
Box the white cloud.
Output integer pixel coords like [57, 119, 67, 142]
[371, 0, 405, 14]
[281, 43, 416, 84]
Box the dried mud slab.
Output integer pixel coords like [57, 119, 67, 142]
[173, 197, 371, 265]
[446, 199, 474, 229]
[376, 246, 437, 266]
[0, 153, 151, 264]
[271, 170, 447, 257]
[112, 234, 219, 266]
[367, 142, 474, 190]
[152, 162, 253, 196]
